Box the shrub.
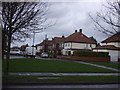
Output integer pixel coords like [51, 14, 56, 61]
[73, 51, 109, 57]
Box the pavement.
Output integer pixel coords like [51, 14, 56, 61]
[9, 72, 120, 76]
[10, 55, 26, 59]
[73, 61, 120, 72]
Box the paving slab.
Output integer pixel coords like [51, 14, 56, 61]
[9, 72, 120, 76]
[73, 61, 120, 72]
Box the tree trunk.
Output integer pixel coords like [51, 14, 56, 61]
[6, 36, 11, 60]
[5, 35, 11, 75]
[2, 30, 6, 60]
[2, 31, 4, 60]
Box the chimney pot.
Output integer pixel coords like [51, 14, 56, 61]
[75, 30, 77, 33]
[79, 29, 82, 33]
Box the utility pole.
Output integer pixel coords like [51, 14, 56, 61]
[118, 13, 120, 32]
[32, 27, 36, 58]
[44, 34, 47, 53]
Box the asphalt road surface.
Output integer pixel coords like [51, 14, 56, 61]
[3, 84, 120, 90]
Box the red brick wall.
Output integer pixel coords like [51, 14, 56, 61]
[57, 56, 110, 62]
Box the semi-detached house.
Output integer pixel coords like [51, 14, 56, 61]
[93, 32, 120, 62]
[62, 29, 97, 55]
[36, 29, 97, 56]
[51, 36, 65, 55]
[36, 39, 52, 54]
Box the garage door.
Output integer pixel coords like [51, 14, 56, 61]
[109, 50, 118, 62]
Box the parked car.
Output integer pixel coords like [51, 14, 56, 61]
[25, 46, 36, 58]
[19, 51, 25, 56]
[40, 52, 48, 58]
[10, 49, 20, 55]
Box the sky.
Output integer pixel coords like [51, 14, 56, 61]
[12, 0, 109, 47]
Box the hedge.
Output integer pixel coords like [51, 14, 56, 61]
[73, 51, 109, 57]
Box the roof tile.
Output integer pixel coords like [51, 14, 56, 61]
[64, 31, 97, 44]
[93, 45, 120, 51]
[102, 32, 120, 43]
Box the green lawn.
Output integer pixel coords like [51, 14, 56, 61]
[91, 62, 120, 69]
[3, 75, 120, 84]
[2, 58, 119, 73]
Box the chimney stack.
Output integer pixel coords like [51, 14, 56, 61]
[62, 35, 64, 38]
[75, 30, 77, 33]
[79, 29, 82, 33]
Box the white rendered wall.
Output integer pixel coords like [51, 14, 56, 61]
[102, 42, 120, 47]
[64, 42, 96, 50]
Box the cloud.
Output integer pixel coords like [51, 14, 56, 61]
[13, 1, 108, 47]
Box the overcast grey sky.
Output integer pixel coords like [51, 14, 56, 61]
[12, 0, 109, 47]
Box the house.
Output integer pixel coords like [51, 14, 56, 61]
[36, 39, 52, 54]
[51, 36, 65, 55]
[101, 32, 120, 47]
[93, 32, 120, 62]
[36, 29, 97, 56]
[20, 44, 28, 51]
[36, 36, 65, 55]
[62, 29, 97, 55]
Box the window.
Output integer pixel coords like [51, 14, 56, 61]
[62, 43, 64, 48]
[68, 43, 70, 47]
[61, 43, 63, 47]
[86, 44, 88, 48]
[65, 43, 67, 47]
[53, 44, 55, 48]
[90, 44, 92, 48]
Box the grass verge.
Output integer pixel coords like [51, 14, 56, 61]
[2, 58, 119, 73]
[91, 62, 120, 69]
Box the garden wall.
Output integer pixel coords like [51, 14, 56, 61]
[57, 55, 110, 62]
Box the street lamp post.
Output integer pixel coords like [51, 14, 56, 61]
[44, 34, 47, 53]
[32, 31, 35, 58]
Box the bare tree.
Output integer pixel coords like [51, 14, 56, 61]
[89, 0, 120, 36]
[2, 2, 52, 59]
[1, 2, 53, 74]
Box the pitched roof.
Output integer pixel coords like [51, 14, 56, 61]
[64, 31, 97, 44]
[20, 45, 27, 50]
[101, 32, 120, 43]
[36, 42, 43, 46]
[93, 45, 120, 51]
[36, 40, 52, 46]
[52, 37, 65, 44]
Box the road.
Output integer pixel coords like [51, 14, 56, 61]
[3, 84, 120, 90]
